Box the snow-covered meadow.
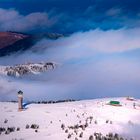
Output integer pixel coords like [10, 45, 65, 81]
[0, 97, 140, 140]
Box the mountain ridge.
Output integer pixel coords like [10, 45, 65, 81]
[0, 62, 57, 77]
[0, 31, 63, 57]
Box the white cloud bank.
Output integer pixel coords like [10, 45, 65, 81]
[35, 28, 140, 54]
[0, 28, 140, 101]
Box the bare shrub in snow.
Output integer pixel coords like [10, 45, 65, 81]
[4, 119, 8, 124]
[7, 127, 15, 133]
[108, 132, 113, 138]
[65, 129, 68, 133]
[79, 125, 85, 130]
[5, 130, 10, 135]
[61, 123, 65, 130]
[0, 127, 6, 132]
[74, 129, 78, 135]
[89, 116, 93, 123]
[106, 120, 109, 123]
[31, 124, 39, 129]
[94, 120, 97, 124]
[79, 132, 83, 138]
[25, 124, 30, 129]
[16, 127, 20, 131]
[89, 135, 94, 140]
[74, 124, 79, 129]
[77, 115, 80, 118]
[114, 133, 119, 139]
[68, 126, 74, 129]
[68, 134, 72, 139]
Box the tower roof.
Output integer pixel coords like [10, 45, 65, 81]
[18, 90, 23, 95]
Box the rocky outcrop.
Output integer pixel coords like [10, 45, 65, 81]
[0, 62, 56, 77]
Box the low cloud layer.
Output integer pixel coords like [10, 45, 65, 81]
[0, 28, 140, 101]
[33, 28, 140, 53]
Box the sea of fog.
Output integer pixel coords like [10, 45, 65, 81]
[0, 28, 140, 101]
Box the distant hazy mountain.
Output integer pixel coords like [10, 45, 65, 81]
[0, 31, 63, 57]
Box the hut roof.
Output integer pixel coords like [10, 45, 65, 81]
[109, 101, 120, 105]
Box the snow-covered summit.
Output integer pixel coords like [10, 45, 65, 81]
[0, 97, 140, 140]
[0, 62, 57, 77]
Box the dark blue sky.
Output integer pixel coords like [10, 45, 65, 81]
[0, 0, 140, 33]
[0, 0, 140, 13]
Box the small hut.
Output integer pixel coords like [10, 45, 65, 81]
[126, 96, 135, 101]
[108, 101, 122, 106]
[17, 90, 23, 111]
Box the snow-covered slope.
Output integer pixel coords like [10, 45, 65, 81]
[0, 62, 57, 77]
[0, 97, 140, 140]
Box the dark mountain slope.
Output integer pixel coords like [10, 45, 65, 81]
[0, 32, 63, 57]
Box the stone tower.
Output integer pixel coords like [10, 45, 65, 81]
[17, 90, 23, 111]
